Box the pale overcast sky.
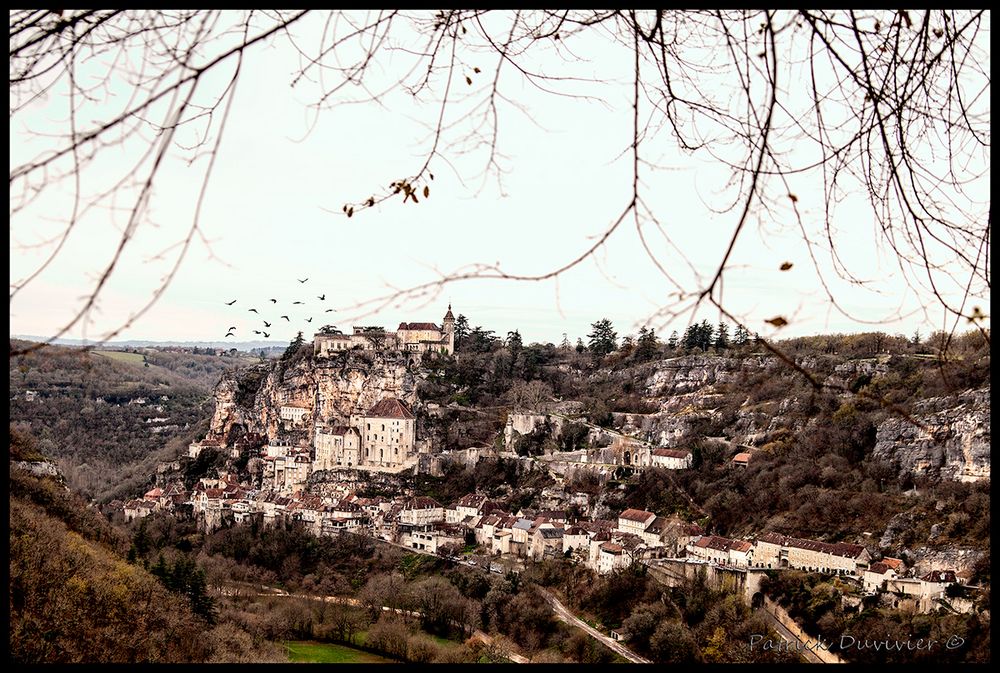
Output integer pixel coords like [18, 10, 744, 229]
[10, 11, 990, 346]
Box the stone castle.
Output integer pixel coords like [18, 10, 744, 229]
[314, 305, 455, 356]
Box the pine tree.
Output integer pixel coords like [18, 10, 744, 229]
[682, 324, 699, 350]
[575, 338, 586, 354]
[587, 319, 618, 356]
[635, 327, 659, 361]
[282, 331, 305, 360]
[698, 320, 714, 351]
[733, 324, 750, 346]
[454, 314, 470, 350]
[714, 322, 729, 350]
[560, 333, 571, 350]
[667, 330, 679, 350]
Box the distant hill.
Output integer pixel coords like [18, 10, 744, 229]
[13, 334, 283, 350]
[9, 339, 254, 501]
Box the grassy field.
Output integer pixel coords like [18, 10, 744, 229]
[93, 350, 146, 365]
[284, 640, 396, 664]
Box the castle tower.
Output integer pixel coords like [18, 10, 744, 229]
[442, 303, 455, 354]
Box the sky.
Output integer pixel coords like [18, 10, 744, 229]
[9, 10, 990, 347]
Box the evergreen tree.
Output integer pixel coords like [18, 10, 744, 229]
[682, 324, 699, 350]
[506, 330, 523, 377]
[667, 330, 679, 350]
[575, 338, 586, 354]
[714, 322, 730, 349]
[635, 327, 659, 361]
[587, 318, 618, 356]
[454, 314, 470, 350]
[468, 326, 498, 353]
[560, 333, 571, 350]
[910, 329, 921, 345]
[733, 324, 750, 346]
[698, 320, 714, 351]
[282, 331, 305, 360]
[506, 330, 523, 354]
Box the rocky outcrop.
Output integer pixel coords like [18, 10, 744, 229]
[872, 388, 990, 482]
[12, 460, 61, 479]
[207, 351, 422, 446]
[906, 546, 986, 579]
[643, 355, 780, 397]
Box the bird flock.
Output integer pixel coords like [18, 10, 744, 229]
[222, 277, 334, 340]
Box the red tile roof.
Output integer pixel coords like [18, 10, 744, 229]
[756, 532, 867, 559]
[404, 496, 442, 510]
[921, 570, 957, 583]
[398, 322, 440, 331]
[619, 508, 656, 523]
[732, 452, 751, 464]
[366, 398, 415, 419]
[867, 562, 893, 575]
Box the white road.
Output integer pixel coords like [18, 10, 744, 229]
[539, 588, 651, 664]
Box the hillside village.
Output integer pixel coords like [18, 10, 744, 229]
[107, 309, 988, 619]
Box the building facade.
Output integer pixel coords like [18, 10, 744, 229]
[314, 305, 455, 356]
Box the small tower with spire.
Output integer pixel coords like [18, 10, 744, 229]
[442, 303, 455, 354]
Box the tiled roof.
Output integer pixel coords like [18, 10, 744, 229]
[404, 496, 442, 510]
[921, 570, 957, 583]
[881, 557, 904, 571]
[732, 452, 752, 463]
[652, 448, 692, 459]
[398, 322, 440, 331]
[457, 493, 488, 508]
[539, 528, 564, 539]
[619, 508, 656, 523]
[757, 532, 867, 559]
[324, 425, 359, 436]
[600, 542, 623, 553]
[366, 398, 415, 419]
[867, 562, 893, 575]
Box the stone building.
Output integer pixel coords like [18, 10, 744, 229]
[753, 532, 871, 574]
[361, 398, 416, 468]
[314, 425, 361, 470]
[650, 448, 693, 469]
[313, 305, 455, 356]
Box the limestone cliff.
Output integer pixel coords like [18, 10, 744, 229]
[872, 388, 990, 483]
[207, 350, 423, 446]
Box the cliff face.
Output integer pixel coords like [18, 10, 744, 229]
[207, 351, 422, 445]
[872, 388, 990, 483]
[643, 355, 780, 397]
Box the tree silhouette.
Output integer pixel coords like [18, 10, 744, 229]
[588, 319, 618, 356]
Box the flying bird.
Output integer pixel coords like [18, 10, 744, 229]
[225, 299, 237, 305]
[292, 301, 304, 305]
[325, 308, 335, 313]
[297, 278, 309, 283]
[306, 317, 313, 323]
[248, 308, 259, 313]
[225, 333, 234, 338]
[227, 326, 236, 331]
[253, 330, 261, 335]
[270, 298, 278, 303]
[262, 332, 270, 338]
[263, 321, 271, 327]
[281, 315, 290, 321]
[317, 294, 325, 301]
